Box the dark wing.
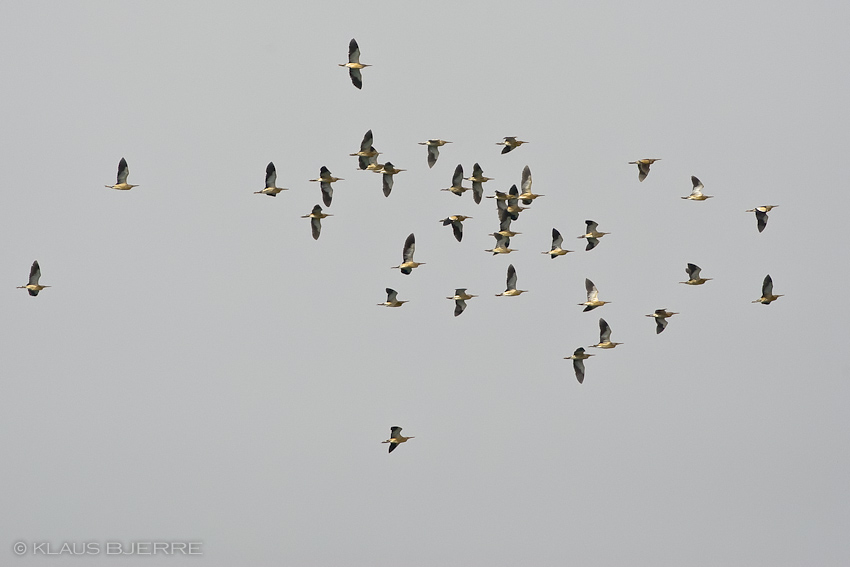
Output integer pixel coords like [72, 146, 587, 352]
[117, 157, 130, 184]
[349, 68, 363, 89]
[506, 264, 517, 289]
[656, 318, 667, 334]
[573, 359, 585, 384]
[599, 318, 611, 342]
[762, 274, 773, 297]
[360, 129, 373, 152]
[501, 145, 513, 154]
[755, 210, 768, 232]
[427, 145, 439, 168]
[265, 162, 277, 187]
[552, 228, 563, 249]
[388, 442, 397, 453]
[382, 173, 393, 197]
[451, 220, 463, 242]
[29, 261, 41, 285]
[472, 181, 483, 204]
[310, 217, 321, 240]
[454, 299, 466, 317]
[348, 39, 360, 63]
[451, 164, 463, 187]
[320, 182, 333, 207]
[402, 233, 415, 262]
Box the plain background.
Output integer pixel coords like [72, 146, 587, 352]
[1, 2, 848, 565]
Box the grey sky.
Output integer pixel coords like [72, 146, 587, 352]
[1, 2, 848, 566]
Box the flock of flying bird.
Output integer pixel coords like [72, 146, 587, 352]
[16, 39, 784, 455]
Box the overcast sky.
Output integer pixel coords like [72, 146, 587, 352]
[1, 2, 849, 566]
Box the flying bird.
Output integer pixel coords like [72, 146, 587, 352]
[682, 176, 713, 200]
[497, 136, 528, 154]
[577, 220, 609, 251]
[440, 215, 471, 242]
[104, 157, 138, 190]
[485, 232, 517, 255]
[518, 165, 543, 204]
[339, 38, 370, 89]
[464, 163, 493, 204]
[378, 288, 408, 307]
[646, 309, 678, 334]
[351, 129, 380, 169]
[392, 233, 425, 275]
[591, 318, 622, 349]
[628, 158, 660, 182]
[309, 166, 343, 207]
[17, 260, 50, 296]
[375, 162, 405, 197]
[493, 216, 521, 238]
[680, 263, 712, 285]
[543, 228, 572, 258]
[564, 347, 594, 384]
[418, 139, 451, 168]
[579, 278, 610, 311]
[496, 264, 527, 296]
[753, 274, 783, 304]
[382, 426, 414, 453]
[301, 204, 332, 240]
[440, 164, 470, 196]
[447, 288, 477, 317]
[254, 162, 287, 196]
[361, 151, 383, 172]
[746, 205, 777, 233]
